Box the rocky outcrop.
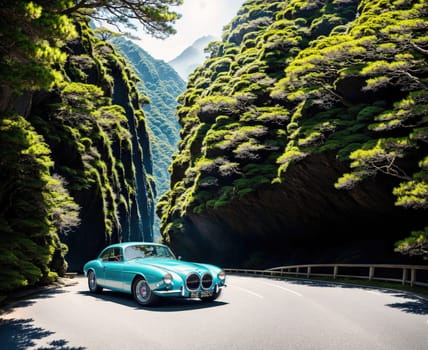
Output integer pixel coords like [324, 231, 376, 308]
[113, 38, 185, 238]
[172, 153, 426, 267]
[159, 0, 428, 267]
[1, 19, 156, 273]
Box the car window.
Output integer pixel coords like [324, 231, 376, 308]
[100, 247, 123, 262]
[156, 246, 175, 258]
[124, 245, 175, 260]
[113, 247, 123, 261]
[124, 245, 148, 260]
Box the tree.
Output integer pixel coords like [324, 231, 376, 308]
[395, 228, 428, 259]
[0, 115, 70, 298]
[61, 0, 183, 39]
[0, 0, 182, 95]
[94, 26, 124, 41]
[0, 1, 76, 93]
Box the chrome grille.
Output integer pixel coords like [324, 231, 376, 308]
[186, 273, 200, 291]
[201, 273, 213, 289]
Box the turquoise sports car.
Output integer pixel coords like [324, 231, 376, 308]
[83, 242, 226, 306]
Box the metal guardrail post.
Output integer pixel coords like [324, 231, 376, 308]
[307, 266, 311, 278]
[333, 266, 338, 279]
[411, 269, 416, 287]
[402, 268, 407, 285]
[369, 266, 375, 281]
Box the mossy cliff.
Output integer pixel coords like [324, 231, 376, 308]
[113, 38, 185, 238]
[158, 0, 428, 267]
[0, 2, 155, 299]
[51, 20, 155, 271]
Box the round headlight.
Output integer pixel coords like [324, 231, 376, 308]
[218, 270, 226, 281]
[163, 273, 172, 284]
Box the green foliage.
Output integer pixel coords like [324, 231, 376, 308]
[395, 227, 428, 258]
[0, 115, 70, 296]
[61, 0, 183, 39]
[46, 174, 81, 235]
[0, 6, 162, 297]
[158, 0, 428, 259]
[0, 1, 76, 92]
[114, 38, 185, 221]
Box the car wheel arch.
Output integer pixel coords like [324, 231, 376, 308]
[131, 273, 147, 290]
[87, 268, 103, 293]
[86, 268, 97, 278]
[131, 274, 160, 306]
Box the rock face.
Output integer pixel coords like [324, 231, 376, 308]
[172, 153, 425, 267]
[158, 0, 428, 267]
[58, 23, 156, 271]
[113, 38, 185, 238]
[1, 19, 156, 273]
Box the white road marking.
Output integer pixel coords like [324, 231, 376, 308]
[366, 290, 384, 296]
[231, 285, 264, 299]
[263, 282, 303, 297]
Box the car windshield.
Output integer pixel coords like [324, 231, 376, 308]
[124, 244, 175, 260]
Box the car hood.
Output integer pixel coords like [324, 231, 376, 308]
[128, 258, 215, 276]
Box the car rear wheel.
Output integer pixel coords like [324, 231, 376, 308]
[200, 288, 221, 302]
[132, 277, 159, 306]
[88, 270, 103, 293]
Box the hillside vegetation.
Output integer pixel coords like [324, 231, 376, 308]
[113, 38, 185, 237]
[158, 0, 428, 266]
[0, 0, 180, 300]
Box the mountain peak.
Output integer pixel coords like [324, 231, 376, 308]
[169, 35, 218, 80]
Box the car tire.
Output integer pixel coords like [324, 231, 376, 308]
[88, 270, 103, 293]
[200, 288, 222, 302]
[132, 277, 159, 306]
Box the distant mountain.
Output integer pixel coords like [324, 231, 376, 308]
[169, 35, 217, 80]
[113, 38, 185, 239]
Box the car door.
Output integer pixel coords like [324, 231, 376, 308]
[99, 247, 124, 290]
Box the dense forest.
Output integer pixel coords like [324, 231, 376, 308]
[158, 0, 428, 267]
[0, 0, 182, 301]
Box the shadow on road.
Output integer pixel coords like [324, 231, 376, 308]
[1, 289, 68, 315]
[385, 296, 428, 315]
[79, 290, 228, 312]
[0, 318, 85, 350]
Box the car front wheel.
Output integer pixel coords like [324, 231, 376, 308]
[88, 270, 103, 293]
[132, 277, 159, 306]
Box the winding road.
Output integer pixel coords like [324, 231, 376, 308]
[1, 275, 427, 350]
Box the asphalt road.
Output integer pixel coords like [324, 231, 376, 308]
[1, 275, 427, 350]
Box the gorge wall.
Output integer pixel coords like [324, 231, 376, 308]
[113, 38, 185, 238]
[0, 8, 156, 298]
[158, 0, 428, 267]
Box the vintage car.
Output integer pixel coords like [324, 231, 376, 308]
[83, 242, 226, 306]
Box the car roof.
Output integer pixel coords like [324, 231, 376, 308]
[103, 242, 167, 250]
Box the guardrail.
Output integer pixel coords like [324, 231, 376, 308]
[225, 264, 428, 288]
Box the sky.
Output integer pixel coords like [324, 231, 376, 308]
[132, 0, 245, 62]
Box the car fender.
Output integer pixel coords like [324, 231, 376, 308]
[124, 265, 183, 292]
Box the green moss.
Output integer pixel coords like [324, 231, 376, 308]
[159, 0, 428, 260]
[0, 115, 71, 294]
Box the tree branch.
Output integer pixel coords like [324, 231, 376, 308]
[411, 42, 428, 56]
